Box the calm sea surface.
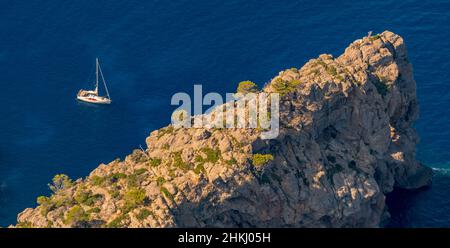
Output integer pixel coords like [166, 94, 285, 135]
[0, 0, 449, 226]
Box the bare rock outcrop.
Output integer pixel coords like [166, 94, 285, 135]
[14, 31, 431, 228]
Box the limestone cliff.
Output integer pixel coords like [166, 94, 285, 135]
[15, 31, 432, 228]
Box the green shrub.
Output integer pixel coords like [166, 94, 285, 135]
[136, 209, 153, 221]
[16, 221, 33, 228]
[271, 78, 300, 95]
[315, 60, 340, 78]
[109, 188, 120, 199]
[336, 74, 345, 82]
[122, 188, 146, 213]
[134, 168, 147, 175]
[310, 68, 320, 76]
[195, 155, 205, 164]
[74, 189, 102, 206]
[91, 175, 106, 186]
[37, 195, 54, 216]
[326, 65, 337, 76]
[127, 169, 149, 188]
[230, 136, 243, 148]
[127, 174, 138, 188]
[106, 214, 128, 228]
[87, 207, 101, 214]
[48, 174, 73, 193]
[173, 109, 188, 123]
[160, 187, 174, 201]
[52, 194, 75, 208]
[157, 126, 174, 138]
[110, 173, 127, 181]
[172, 152, 192, 171]
[369, 34, 381, 42]
[156, 177, 166, 186]
[149, 158, 162, 167]
[316, 60, 327, 68]
[200, 148, 221, 163]
[37, 196, 50, 205]
[237, 80, 259, 94]
[252, 154, 274, 167]
[91, 173, 127, 187]
[64, 205, 89, 225]
[194, 164, 206, 175]
[168, 169, 176, 178]
[74, 189, 90, 205]
[225, 157, 238, 166]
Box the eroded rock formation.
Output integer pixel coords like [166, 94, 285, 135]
[15, 31, 431, 228]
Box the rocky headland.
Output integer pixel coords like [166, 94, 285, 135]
[15, 31, 432, 228]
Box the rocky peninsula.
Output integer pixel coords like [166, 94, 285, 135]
[15, 31, 432, 228]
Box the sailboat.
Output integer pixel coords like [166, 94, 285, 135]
[77, 58, 112, 104]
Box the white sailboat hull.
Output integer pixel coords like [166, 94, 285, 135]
[77, 95, 112, 104]
[76, 58, 112, 105]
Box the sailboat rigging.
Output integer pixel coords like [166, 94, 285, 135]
[77, 58, 112, 104]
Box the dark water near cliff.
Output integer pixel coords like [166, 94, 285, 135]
[0, 0, 449, 227]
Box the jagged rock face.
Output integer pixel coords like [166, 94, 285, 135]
[15, 31, 431, 228]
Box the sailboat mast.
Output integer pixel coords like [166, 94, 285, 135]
[95, 58, 99, 95]
[98, 62, 111, 100]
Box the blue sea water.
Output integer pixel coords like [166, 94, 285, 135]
[0, 0, 449, 227]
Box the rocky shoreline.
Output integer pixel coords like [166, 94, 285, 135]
[14, 31, 432, 228]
